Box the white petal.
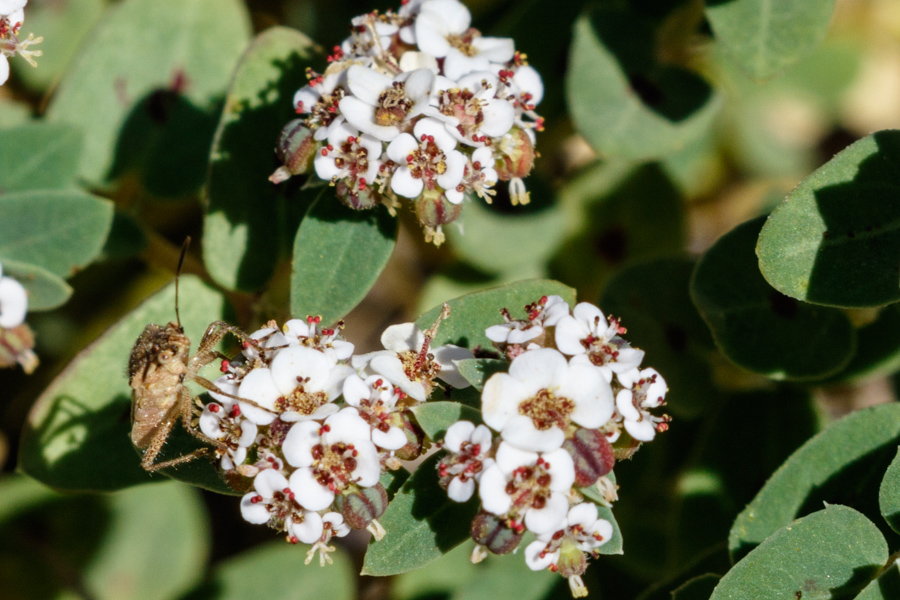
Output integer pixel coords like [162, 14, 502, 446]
[391, 166, 425, 199]
[609, 346, 645, 373]
[588, 519, 614, 546]
[370, 354, 426, 401]
[478, 464, 512, 515]
[209, 375, 240, 407]
[400, 51, 439, 72]
[0, 276, 28, 328]
[290, 468, 335, 511]
[437, 150, 466, 190]
[508, 348, 567, 390]
[616, 389, 641, 421]
[350, 440, 382, 486]
[323, 407, 371, 444]
[291, 511, 324, 544]
[485, 324, 512, 343]
[414, 117, 457, 153]
[433, 344, 474, 388]
[560, 362, 614, 429]
[525, 492, 569, 535]
[573, 302, 606, 327]
[513, 65, 544, 105]
[427, 0, 470, 32]
[471, 425, 493, 451]
[415, 14, 452, 57]
[444, 420, 475, 453]
[381, 322, 423, 352]
[324, 512, 351, 537]
[495, 441, 538, 473]
[404, 68, 436, 101]
[554, 315, 590, 355]
[238, 421, 258, 447]
[525, 541, 558, 571]
[447, 476, 475, 502]
[624, 418, 657, 442]
[443, 51, 490, 81]
[199, 407, 225, 439]
[271, 346, 336, 395]
[373, 426, 408, 450]
[329, 340, 356, 361]
[342, 374, 370, 408]
[283, 318, 312, 340]
[472, 37, 515, 63]
[347, 65, 392, 106]
[386, 133, 419, 163]
[237, 369, 280, 425]
[314, 154, 342, 181]
[507, 326, 542, 344]
[254, 468, 290, 498]
[339, 96, 399, 141]
[479, 98, 516, 137]
[567, 502, 599, 529]
[502, 414, 565, 453]
[358, 134, 384, 160]
[542, 448, 576, 492]
[481, 373, 527, 432]
[240, 493, 271, 524]
[293, 86, 321, 112]
[282, 420, 321, 468]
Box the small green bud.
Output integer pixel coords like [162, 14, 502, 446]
[270, 119, 317, 183]
[495, 128, 535, 181]
[334, 483, 388, 530]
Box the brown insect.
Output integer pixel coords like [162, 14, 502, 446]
[127, 241, 272, 472]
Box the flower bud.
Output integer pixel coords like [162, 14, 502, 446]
[563, 427, 615, 488]
[0, 323, 38, 373]
[495, 128, 535, 181]
[393, 411, 427, 461]
[270, 119, 316, 183]
[414, 189, 463, 229]
[556, 541, 588, 578]
[336, 179, 382, 210]
[334, 483, 388, 530]
[470, 511, 523, 555]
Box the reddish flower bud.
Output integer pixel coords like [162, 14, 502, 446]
[414, 190, 463, 229]
[470, 511, 523, 555]
[335, 483, 388, 529]
[336, 179, 382, 210]
[270, 119, 317, 183]
[563, 428, 615, 487]
[495, 128, 535, 181]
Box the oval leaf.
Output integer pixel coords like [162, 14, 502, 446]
[291, 193, 397, 324]
[567, 9, 720, 160]
[183, 542, 354, 600]
[415, 279, 576, 350]
[692, 215, 854, 379]
[0, 190, 113, 278]
[827, 304, 900, 382]
[410, 401, 482, 441]
[705, 0, 836, 81]
[854, 559, 900, 600]
[362, 453, 479, 575]
[713, 506, 886, 600]
[204, 26, 316, 292]
[879, 448, 900, 535]
[758, 131, 900, 307]
[19, 276, 234, 494]
[729, 403, 900, 559]
[0, 258, 73, 311]
[46, 0, 251, 190]
[455, 358, 508, 392]
[0, 123, 82, 193]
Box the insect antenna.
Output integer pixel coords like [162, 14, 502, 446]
[175, 236, 191, 329]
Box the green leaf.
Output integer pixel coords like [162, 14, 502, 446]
[713, 506, 886, 600]
[291, 193, 398, 325]
[692, 215, 855, 379]
[552, 164, 686, 303]
[705, 0, 836, 81]
[455, 358, 508, 392]
[879, 448, 900, 535]
[0, 258, 73, 311]
[181, 543, 354, 600]
[85, 482, 210, 600]
[19, 276, 234, 494]
[362, 453, 479, 575]
[0, 123, 82, 193]
[854, 559, 900, 600]
[46, 0, 251, 191]
[828, 304, 900, 382]
[0, 477, 209, 600]
[758, 131, 900, 308]
[410, 401, 482, 441]
[601, 257, 715, 419]
[729, 403, 900, 560]
[0, 190, 113, 278]
[10, 0, 106, 93]
[567, 9, 720, 160]
[203, 27, 316, 292]
[415, 280, 576, 350]
[671, 574, 720, 600]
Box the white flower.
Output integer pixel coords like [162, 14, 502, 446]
[0, 263, 28, 328]
[339, 66, 437, 141]
[485, 295, 569, 347]
[281, 407, 381, 510]
[359, 320, 473, 401]
[386, 117, 468, 203]
[433, 72, 515, 147]
[415, 0, 514, 80]
[524, 502, 613, 571]
[199, 402, 257, 470]
[283, 316, 354, 361]
[615, 368, 669, 442]
[555, 303, 645, 381]
[478, 442, 574, 535]
[241, 324, 288, 362]
[341, 12, 398, 58]
[482, 348, 614, 453]
[439, 420, 494, 502]
[0, 1, 26, 17]
[239, 469, 325, 543]
[237, 346, 352, 425]
[342, 373, 409, 450]
[293, 71, 348, 141]
[314, 121, 383, 192]
[498, 64, 544, 133]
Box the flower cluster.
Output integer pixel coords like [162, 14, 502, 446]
[0, 0, 42, 87]
[201, 309, 474, 564]
[269, 0, 544, 245]
[0, 261, 37, 373]
[436, 296, 670, 598]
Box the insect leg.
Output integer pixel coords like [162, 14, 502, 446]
[180, 387, 229, 450]
[141, 414, 210, 472]
[193, 375, 279, 414]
